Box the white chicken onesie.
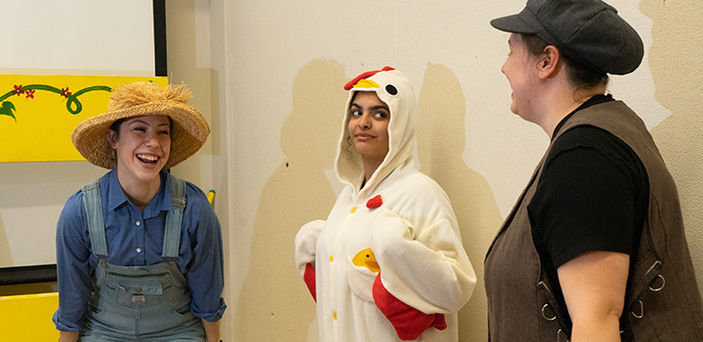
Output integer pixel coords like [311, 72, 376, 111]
[295, 67, 476, 342]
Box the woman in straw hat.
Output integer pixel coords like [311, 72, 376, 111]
[53, 82, 226, 342]
[484, 0, 703, 341]
[294, 67, 476, 341]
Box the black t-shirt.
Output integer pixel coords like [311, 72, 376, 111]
[527, 94, 649, 330]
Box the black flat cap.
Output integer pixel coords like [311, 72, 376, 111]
[490, 0, 644, 75]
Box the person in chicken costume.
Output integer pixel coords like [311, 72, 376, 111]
[295, 67, 476, 341]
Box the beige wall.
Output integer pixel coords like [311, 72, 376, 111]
[0, 0, 698, 341]
[161, 0, 703, 341]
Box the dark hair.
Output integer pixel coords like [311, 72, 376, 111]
[521, 34, 609, 90]
[109, 118, 126, 134]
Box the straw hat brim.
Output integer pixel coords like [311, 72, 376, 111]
[72, 101, 210, 169]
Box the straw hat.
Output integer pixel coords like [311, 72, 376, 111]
[72, 81, 210, 169]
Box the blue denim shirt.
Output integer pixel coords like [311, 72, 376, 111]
[53, 169, 226, 331]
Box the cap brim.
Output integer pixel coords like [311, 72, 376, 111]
[490, 14, 536, 34]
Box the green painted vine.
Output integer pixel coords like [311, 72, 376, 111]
[0, 84, 112, 121]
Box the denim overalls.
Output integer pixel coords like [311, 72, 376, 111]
[79, 176, 205, 341]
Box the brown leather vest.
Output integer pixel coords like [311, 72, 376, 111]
[484, 101, 703, 341]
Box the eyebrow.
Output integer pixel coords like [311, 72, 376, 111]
[129, 119, 170, 127]
[350, 103, 390, 111]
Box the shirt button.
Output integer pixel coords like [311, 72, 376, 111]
[333, 313, 337, 320]
[350, 208, 357, 214]
[136, 221, 141, 226]
[329, 256, 334, 262]
[136, 248, 142, 253]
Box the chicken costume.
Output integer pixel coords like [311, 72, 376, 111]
[295, 67, 476, 341]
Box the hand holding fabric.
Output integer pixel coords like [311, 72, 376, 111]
[373, 274, 446, 340]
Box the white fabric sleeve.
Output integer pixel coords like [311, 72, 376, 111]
[370, 209, 476, 314]
[294, 219, 326, 277]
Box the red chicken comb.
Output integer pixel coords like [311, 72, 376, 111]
[344, 66, 395, 90]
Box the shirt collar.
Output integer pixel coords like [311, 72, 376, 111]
[552, 94, 614, 141]
[106, 170, 128, 211]
[106, 169, 173, 217]
[145, 171, 173, 218]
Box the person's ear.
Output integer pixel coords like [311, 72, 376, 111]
[537, 45, 562, 79]
[107, 129, 119, 149]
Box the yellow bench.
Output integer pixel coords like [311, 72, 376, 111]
[0, 292, 59, 341]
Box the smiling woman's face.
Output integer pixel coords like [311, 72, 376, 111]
[347, 91, 390, 167]
[108, 115, 171, 188]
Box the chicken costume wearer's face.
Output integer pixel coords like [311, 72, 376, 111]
[347, 91, 390, 170]
[336, 66, 416, 196]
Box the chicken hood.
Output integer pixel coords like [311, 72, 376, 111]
[335, 67, 417, 198]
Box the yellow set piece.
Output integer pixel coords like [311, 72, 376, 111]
[207, 189, 216, 207]
[0, 292, 59, 341]
[0, 74, 167, 163]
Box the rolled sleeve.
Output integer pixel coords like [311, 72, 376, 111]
[53, 191, 93, 331]
[184, 187, 227, 322]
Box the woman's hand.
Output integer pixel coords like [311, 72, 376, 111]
[202, 319, 221, 342]
[58, 331, 79, 342]
[558, 250, 629, 342]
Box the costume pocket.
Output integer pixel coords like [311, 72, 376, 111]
[114, 278, 165, 306]
[347, 248, 380, 302]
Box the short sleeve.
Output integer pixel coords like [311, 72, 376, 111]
[528, 126, 646, 268]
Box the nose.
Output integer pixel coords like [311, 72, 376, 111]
[358, 113, 372, 129]
[144, 131, 160, 147]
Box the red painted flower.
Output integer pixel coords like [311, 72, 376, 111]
[61, 87, 72, 98]
[366, 195, 383, 209]
[13, 84, 24, 96]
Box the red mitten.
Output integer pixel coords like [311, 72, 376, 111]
[372, 274, 446, 340]
[304, 263, 316, 302]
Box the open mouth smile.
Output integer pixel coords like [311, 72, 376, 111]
[136, 153, 160, 164]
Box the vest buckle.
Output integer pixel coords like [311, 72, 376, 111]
[648, 274, 666, 292]
[542, 303, 557, 321]
[631, 299, 644, 319]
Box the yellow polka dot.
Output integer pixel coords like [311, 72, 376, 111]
[350, 207, 357, 214]
[333, 313, 337, 320]
[329, 256, 334, 262]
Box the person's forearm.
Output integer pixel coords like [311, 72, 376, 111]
[570, 314, 621, 342]
[58, 331, 79, 342]
[202, 319, 221, 342]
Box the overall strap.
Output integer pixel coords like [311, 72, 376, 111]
[162, 174, 187, 258]
[81, 181, 109, 257]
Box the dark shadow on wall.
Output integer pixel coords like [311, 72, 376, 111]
[416, 63, 503, 341]
[235, 60, 347, 341]
[641, 0, 703, 292]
